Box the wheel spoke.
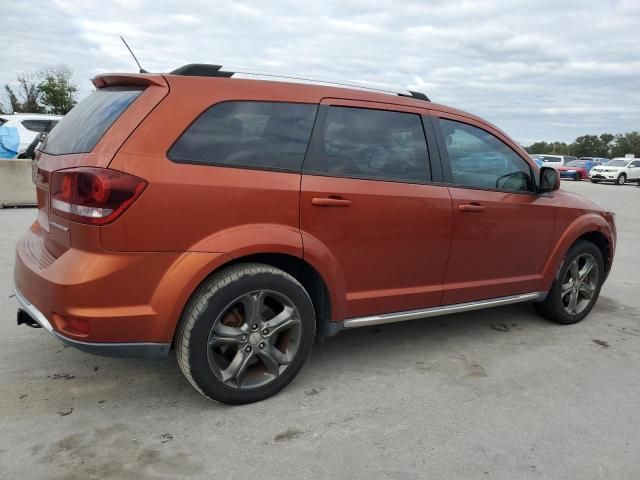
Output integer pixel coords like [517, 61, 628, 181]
[263, 306, 300, 337]
[561, 282, 573, 298]
[268, 345, 290, 365]
[239, 291, 266, 327]
[569, 260, 580, 281]
[222, 349, 253, 386]
[580, 283, 596, 299]
[567, 291, 578, 314]
[209, 324, 245, 349]
[579, 257, 596, 280]
[257, 347, 281, 375]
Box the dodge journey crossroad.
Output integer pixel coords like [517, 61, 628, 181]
[14, 64, 616, 404]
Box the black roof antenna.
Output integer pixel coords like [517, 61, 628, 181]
[120, 36, 148, 73]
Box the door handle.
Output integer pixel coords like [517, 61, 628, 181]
[458, 203, 486, 213]
[311, 197, 352, 207]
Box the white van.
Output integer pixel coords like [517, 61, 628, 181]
[530, 154, 577, 169]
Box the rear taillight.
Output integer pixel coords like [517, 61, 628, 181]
[50, 167, 146, 225]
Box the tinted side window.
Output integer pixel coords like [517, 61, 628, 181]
[304, 106, 430, 183]
[21, 120, 51, 133]
[439, 119, 533, 192]
[168, 101, 318, 171]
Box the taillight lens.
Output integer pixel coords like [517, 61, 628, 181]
[50, 167, 147, 225]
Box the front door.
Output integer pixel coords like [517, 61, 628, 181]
[300, 99, 452, 319]
[432, 113, 556, 305]
[627, 160, 640, 180]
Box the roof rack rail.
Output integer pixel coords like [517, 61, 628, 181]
[168, 63, 430, 102]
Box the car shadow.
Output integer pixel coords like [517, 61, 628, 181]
[24, 302, 557, 410]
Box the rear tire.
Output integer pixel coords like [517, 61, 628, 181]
[534, 240, 604, 325]
[176, 263, 316, 404]
[616, 173, 626, 185]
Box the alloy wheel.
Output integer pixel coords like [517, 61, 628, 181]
[560, 253, 599, 315]
[206, 290, 302, 389]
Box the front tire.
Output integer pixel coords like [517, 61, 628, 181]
[534, 240, 604, 325]
[590, 179, 600, 183]
[176, 263, 316, 404]
[616, 173, 626, 185]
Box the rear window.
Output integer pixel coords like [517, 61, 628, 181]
[303, 106, 430, 183]
[168, 101, 318, 171]
[41, 87, 144, 155]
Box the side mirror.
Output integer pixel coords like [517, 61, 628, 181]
[539, 166, 560, 192]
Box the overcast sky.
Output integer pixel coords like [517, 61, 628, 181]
[2, 0, 639, 144]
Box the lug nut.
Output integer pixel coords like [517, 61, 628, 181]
[252, 324, 258, 330]
[245, 346, 252, 353]
[240, 334, 247, 341]
[259, 342, 265, 349]
[262, 328, 269, 335]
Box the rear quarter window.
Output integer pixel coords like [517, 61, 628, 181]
[41, 87, 144, 155]
[168, 101, 318, 171]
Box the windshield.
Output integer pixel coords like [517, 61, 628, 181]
[605, 160, 628, 167]
[41, 86, 144, 155]
[565, 160, 586, 167]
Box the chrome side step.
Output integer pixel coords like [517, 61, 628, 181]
[342, 292, 546, 329]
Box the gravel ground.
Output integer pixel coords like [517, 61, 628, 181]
[0, 180, 638, 479]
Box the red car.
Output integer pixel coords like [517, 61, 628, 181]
[558, 159, 599, 181]
[14, 65, 616, 404]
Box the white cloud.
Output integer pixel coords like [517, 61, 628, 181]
[1, 0, 639, 143]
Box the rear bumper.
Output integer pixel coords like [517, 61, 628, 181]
[14, 285, 170, 358]
[14, 226, 231, 357]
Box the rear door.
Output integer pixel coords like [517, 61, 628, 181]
[432, 112, 556, 305]
[300, 99, 452, 320]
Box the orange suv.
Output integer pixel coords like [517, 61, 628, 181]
[14, 64, 616, 404]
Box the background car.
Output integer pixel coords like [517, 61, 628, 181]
[590, 157, 640, 185]
[558, 159, 599, 181]
[0, 113, 61, 159]
[579, 156, 608, 165]
[531, 156, 544, 168]
[530, 154, 577, 169]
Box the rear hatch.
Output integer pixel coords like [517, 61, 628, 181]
[32, 74, 169, 258]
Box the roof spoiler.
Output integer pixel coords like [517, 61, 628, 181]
[92, 73, 167, 89]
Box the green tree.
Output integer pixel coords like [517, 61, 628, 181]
[573, 135, 602, 157]
[599, 133, 615, 157]
[611, 132, 640, 158]
[2, 73, 44, 113]
[38, 65, 78, 115]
